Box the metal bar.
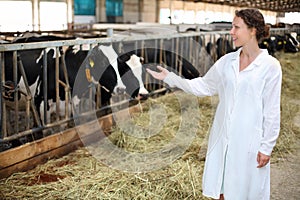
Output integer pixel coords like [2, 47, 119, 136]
[179, 38, 183, 76]
[175, 37, 179, 72]
[154, 39, 157, 64]
[1, 52, 7, 137]
[185, 37, 189, 61]
[118, 41, 123, 54]
[159, 39, 163, 64]
[194, 37, 200, 75]
[43, 49, 48, 125]
[171, 38, 175, 68]
[189, 37, 193, 66]
[135, 40, 138, 55]
[96, 84, 101, 109]
[0, 52, 3, 138]
[59, 49, 71, 120]
[1, 118, 70, 142]
[55, 47, 60, 122]
[17, 55, 41, 128]
[89, 87, 93, 111]
[25, 97, 30, 130]
[13, 51, 19, 134]
[17, 57, 30, 130]
[141, 40, 145, 60]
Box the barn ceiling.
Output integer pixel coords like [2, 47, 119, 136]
[183, 0, 300, 12]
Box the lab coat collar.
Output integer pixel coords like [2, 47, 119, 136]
[231, 48, 269, 73]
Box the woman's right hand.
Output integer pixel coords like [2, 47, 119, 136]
[146, 65, 170, 80]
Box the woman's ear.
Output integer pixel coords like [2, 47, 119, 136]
[251, 27, 257, 37]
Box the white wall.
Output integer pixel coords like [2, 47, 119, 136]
[123, 0, 139, 23]
[0, 0, 68, 32]
[0, 1, 32, 32]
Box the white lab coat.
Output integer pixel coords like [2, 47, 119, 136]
[163, 48, 282, 199]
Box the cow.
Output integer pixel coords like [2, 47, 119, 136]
[110, 37, 209, 95]
[34, 42, 150, 126]
[259, 36, 277, 56]
[284, 33, 299, 53]
[1, 34, 81, 147]
[120, 39, 202, 77]
[2, 34, 78, 109]
[1, 37, 151, 150]
[206, 36, 235, 61]
[259, 33, 299, 56]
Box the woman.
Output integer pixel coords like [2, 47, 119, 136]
[147, 9, 282, 200]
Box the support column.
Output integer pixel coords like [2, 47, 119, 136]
[32, 0, 40, 31]
[66, 0, 73, 30]
[156, 0, 159, 23]
[138, 0, 143, 22]
[96, 0, 106, 22]
[169, 0, 173, 24]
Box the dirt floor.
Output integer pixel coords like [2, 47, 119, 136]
[270, 100, 300, 200]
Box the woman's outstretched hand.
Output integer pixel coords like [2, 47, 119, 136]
[146, 66, 170, 80]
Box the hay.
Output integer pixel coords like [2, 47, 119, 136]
[1, 92, 212, 200]
[271, 51, 300, 161]
[0, 51, 299, 200]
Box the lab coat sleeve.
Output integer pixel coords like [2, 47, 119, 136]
[260, 62, 282, 156]
[163, 64, 219, 97]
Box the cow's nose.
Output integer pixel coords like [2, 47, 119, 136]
[137, 93, 149, 100]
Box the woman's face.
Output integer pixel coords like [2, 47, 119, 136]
[230, 16, 256, 47]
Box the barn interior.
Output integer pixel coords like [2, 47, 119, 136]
[0, 0, 300, 199]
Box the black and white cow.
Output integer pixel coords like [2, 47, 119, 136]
[259, 33, 299, 55]
[2, 37, 150, 150]
[34, 42, 150, 123]
[2, 34, 77, 115]
[2, 35, 74, 104]
[1, 35, 73, 147]
[259, 36, 277, 56]
[119, 39, 201, 79]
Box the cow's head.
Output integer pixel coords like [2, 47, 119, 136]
[117, 52, 149, 100]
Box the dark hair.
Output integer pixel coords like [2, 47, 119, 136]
[235, 9, 270, 42]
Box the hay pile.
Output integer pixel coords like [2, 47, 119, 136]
[0, 51, 299, 200]
[1, 92, 214, 200]
[271, 51, 300, 160]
